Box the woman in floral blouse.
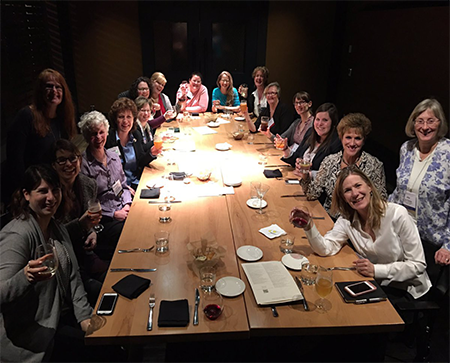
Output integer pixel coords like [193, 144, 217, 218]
[297, 113, 387, 218]
[389, 99, 450, 283]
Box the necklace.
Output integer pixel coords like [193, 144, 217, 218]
[342, 155, 360, 167]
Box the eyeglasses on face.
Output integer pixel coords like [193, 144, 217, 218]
[414, 118, 439, 126]
[55, 155, 79, 165]
[265, 92, 278, 96]
[294, 100, 307, 106]
[45, 83, 63, 92]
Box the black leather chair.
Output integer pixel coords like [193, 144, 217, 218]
[117, 90, 130, 99]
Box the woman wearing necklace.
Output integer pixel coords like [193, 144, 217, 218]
[239, 66, 269, 117]
[297, 113, 387, 217]
[389, 99, 450, 282]
[149, 72, 174, 118]
[212, 71, 240, 113]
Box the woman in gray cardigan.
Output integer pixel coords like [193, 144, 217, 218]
[0, 165, 92, 362]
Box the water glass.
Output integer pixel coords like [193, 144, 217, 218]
[35, 239, 59, 277]
[280, 235, 295, 253]
[200, 266, 216, 292]
[247, 133, 254, 145]
[158, 204, 171, 223]
[301, 262, 319, 285]
[155, 230, 169, 253]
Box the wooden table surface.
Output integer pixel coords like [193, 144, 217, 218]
[85, 114, 403, 345]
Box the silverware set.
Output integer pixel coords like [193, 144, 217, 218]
[110, 268, 157, 272]
[118, 246, 154, 253]
[147, 294, 156, 331]
[294, 276, 309, 311]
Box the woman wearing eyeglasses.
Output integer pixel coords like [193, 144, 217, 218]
[128, 76, 151, 100]
[149, 72, 174, 118]
[272, 91, 314, 147]
[243, 82, 294, 136]
[389, 99, 450, 278]
[212, 71, 240, 113]
[5, 68, 76, 204]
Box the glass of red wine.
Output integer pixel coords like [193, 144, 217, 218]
[202, 289, 223, 320]
[290, 206, 310, 228]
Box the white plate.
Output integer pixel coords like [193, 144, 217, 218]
[237, 245, 263, 262]
[246, 198, 267, 209]
[215, 276, 246, 297]
[215, 143, 231, 151]
[146, 179, 166, 189]
[234, 116, 245, 121]
[223, 176, 242, 187]
[207, 122, 220, 128]
[281, 253, 309, 271]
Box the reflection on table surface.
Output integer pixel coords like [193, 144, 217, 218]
[86, 113, 403, 345]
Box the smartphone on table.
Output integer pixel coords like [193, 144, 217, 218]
[344, 281, 377, 297]
[97, 292, 118, 315]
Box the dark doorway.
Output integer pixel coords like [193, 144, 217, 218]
[139, 1, 269, 108]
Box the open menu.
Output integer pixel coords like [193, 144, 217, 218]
[242, 261, 303, 305]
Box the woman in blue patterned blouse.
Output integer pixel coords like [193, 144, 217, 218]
[389, 99, 450, 283]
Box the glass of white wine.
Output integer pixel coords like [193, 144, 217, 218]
[88, 199, 104, 233]
[315, 267, 333, 313]
[35, 239, 59, 277]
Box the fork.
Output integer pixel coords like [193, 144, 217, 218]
[147, 295, 156, 331]
[118, 246, 154, 253]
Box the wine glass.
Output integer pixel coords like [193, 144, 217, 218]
[255, 183, 270, 215]
[315, 267, 333, 313]
[35, 239, 59, 277]
[88, 199, 104, 233]
[290, 206, 310, 228]
[202, 289, 223, 320]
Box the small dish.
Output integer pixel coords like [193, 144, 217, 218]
[281, 253, 309, 271]
[237, 245, 263, 262]
[223, 176, 242, 187]
[215, 276, 246, 297]
[234, 116, 245, 121]
[246, 198, 267, 209]
[215, 143, 231, 151]
[207, 122, 220, 128]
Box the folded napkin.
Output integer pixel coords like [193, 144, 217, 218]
[259, 224, 287, 239]
[169, 172, 187, 180]
[193, 126, 218, 135]
[140, 188, 160, 199]
[157, 299, 189, 327]
[216, 117, 231, 124]
[112, 274, 150, 299]
[263, 169, 282, 178]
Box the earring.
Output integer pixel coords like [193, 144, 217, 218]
[370, 191, 373, 197]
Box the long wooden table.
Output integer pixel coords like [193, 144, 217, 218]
[85, 114, 403, 345]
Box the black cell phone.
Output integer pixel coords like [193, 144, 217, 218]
[97, 293, 118, 315]
[174, 127, 180, 133]
[191, 113, 199, 116]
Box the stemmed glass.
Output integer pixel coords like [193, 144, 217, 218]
[88, 199, 104, 233]
[35, 239, 59, 277]
[315, 267, 333, 313]
[251, 182, 270, 214]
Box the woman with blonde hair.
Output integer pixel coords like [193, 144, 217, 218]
[212, 71, 240, 113]
[290, 166, 431, 302]
[149, 71, 174, 116]
[239, 66, 269, 117]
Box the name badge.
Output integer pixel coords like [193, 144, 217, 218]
[291, 143, 299, 152]
[112, 179, 123, 198]
[268, 118, 275, 128]
[107, 146, 121, 156]
[403, 191, 417, 212]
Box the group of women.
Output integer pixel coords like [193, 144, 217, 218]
[1, 65, 449, 362]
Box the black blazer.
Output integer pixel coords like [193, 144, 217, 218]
[282, 128, 342, 169]
[136, 124, 154, 153]
[105, 129, 156, 181]
[252, 102, 294, 136]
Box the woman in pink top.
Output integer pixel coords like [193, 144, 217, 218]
[175, 72, 209, 113]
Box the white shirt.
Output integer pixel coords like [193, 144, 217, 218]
[305, 203, 431, 299]
[252, 89, 267, 117]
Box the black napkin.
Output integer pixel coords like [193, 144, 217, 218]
[263, 169, 282, 178]
[157, 299, 189, 327]
[169, 172, 187, 180]
[140, 188, 160, 199]
[112, 274, 150, 299]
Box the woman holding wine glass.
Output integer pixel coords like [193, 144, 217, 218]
[51, 139, 107, 297]
[79, 111, 132, 259]
[0, 165, 92, 362]
[149, 72, 174, 117]
[239, 66, 269, 117]
[175, 72, 209, 113]
[281, 103, 342, 178]
[289, 167, 431, 306]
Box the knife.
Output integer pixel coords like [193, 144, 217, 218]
[281, 194, 306, 198]
[193, 288, 200, 326]
[294, 276, 309, 311]
[110, 268, 157, 272]
[265, 165, 291, 168]
[148, 200, 182, 204]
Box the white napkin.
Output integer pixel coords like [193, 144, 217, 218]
[259, 224, 287, 239]
[216, 117, 231, 125]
